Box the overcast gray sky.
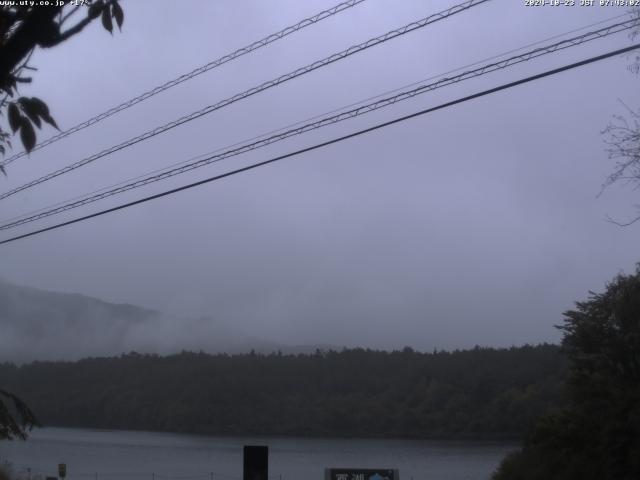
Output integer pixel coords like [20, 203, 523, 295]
[1, 0, 638, 352]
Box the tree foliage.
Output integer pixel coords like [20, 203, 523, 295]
[602, 104, 640, 225]
[0, 389, 38, 440]
[0, 344, 565, 439]
[601, 7, 640, 225]
[0, 0, 124, 440]
[0, 0, 124, 172]
[493, 265, 640, 480]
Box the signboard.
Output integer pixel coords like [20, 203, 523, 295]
[243, 445, 268, 480]
[58, 464, 66, 479]
[325, 469, 399, 480]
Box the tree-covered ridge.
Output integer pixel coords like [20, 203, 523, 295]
[0, 345, 564, 439]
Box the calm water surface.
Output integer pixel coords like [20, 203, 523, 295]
[0, 428, 517, 480]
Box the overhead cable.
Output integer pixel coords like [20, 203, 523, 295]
[0, 0, 368, 168]
[0, 0, 490, 201]
[0, 18, 635, 231]
[1, 42, 638, 246]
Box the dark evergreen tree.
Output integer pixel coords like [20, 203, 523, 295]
[493, 265, 640, 480]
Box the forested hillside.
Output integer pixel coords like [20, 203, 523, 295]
[0, 279, 314, 362]
[0, 345, 565, 439]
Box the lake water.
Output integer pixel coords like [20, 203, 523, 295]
[0, 428, 517, 480]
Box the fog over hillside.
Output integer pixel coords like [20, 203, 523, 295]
[0, 279, 322, 363]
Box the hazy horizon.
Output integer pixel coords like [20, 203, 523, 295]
[0, 276, 566, 363]
[1, 0, 639, 354]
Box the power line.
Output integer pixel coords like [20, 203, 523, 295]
[1, 43, 637, 247]
[4, 11, 628, 227]
[3, 12, 628, 231]
[0, 0, 367, 168]
[0, 0, 490, 202]
[1, 17, 634, 229]
[1, 18, 635, 231]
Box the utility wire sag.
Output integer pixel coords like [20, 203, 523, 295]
[0, 0, 490, 202]
[1, 43, 638, 246]
[0, 0, 368, 168]
[0, 17, 635, 232]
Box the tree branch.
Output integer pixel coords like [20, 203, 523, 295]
[605, 212, 640, 227]
[59, 4, 82, 26]
[0, 7, 62, 81]
[51, 15, 92, 46]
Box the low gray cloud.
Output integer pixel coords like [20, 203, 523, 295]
[1, 0, 638, 357]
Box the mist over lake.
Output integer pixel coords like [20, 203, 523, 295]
[0, 428, 516, 480]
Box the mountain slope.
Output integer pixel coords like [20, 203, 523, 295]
[0, 279, 310, 362]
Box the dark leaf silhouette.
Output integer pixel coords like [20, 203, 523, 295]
[101, 7, 113, 33]
[7, 103, 21, 133]
[25, 97, 49, 117]
[112, 1, 124, 30]
[23, 97, 58, 129]
[19, 98, 42, 128]
[88, 1, 104, 19]
[19, 117, 36, 152]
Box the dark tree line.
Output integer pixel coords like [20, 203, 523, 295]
[0, 344, 564, 439]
